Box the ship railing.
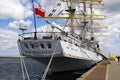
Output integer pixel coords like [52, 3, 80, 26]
[18, 32, 81, 45]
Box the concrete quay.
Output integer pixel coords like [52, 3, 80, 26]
[77, 60, 120, 80]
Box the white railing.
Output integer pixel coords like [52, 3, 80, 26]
[18, 32, 82, 45]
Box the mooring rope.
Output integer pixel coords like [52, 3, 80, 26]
[20, 56, 31, 80]
[41, 41, 59, 80]
[20, 56, 26, 80]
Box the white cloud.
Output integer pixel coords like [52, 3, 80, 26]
[0, 28, 18, 50]
[37, 25, 52, 32]
[0, 0, 32, 19]
[36, 21, 70, 33]
[8, 20, 32, 30]
[40, 0, 66, 16]
[100, 13, 120, 36]
[8, 21, 19, 29]
[103, 0, 120, 14]
[90, 1, 120, 55]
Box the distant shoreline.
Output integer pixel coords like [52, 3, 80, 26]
[0, 56, 25, 58]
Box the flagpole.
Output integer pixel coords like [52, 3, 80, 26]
[32, 0, 37, 40]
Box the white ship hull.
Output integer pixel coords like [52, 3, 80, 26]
[18, 40, 103, 72]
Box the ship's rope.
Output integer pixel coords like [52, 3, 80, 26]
[20, 56, 31, 80]
[48, 0, 62, 16]
[41, 41, 59, 80]
[20, 56, 25, 80]
[23, 57, 31, 80]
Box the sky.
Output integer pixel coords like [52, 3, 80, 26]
[0, 0, 120, 56]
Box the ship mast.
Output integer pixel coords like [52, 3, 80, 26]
[66, 0, 76, 35]
[37, 0, 106, 36]
[90, 3, 94, 37]
[82, 0, 88, 38]
[70, 0, 74, 35]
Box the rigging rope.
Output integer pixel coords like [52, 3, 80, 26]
[48, 0, 62, 16]
[41, 41, 59, 80]
[20, 56, 31, 80]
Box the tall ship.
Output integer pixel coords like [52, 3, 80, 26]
[18, 0, 108, 72]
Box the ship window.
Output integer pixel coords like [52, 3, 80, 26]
[75, 44, 77, 46]
[34, 43, 38, 47]
[31, 44, 34, 49]
[24, 44, 28, 49]
[64, 40, 67, 42]
[40, 43, 44, 49]
[47, 43, 52, 49]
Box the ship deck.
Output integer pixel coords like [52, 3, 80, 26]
[77, 60, 120, 80]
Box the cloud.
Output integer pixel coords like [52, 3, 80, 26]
[90, 1, 120, 55]
[0, 28, 18, 50]
[103, 0, 120, 14]
[0, 0, 32, 19]
[0, 28, 19, 56]
[36, 21, 70, 33]
[99, 35, 120, 55]
[36, 25, 52, 32]
[40, 0, 66, 16]
[8, 20, 32, 30]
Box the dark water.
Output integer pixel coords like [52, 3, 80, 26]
[0, 57, 89, 80]
[0, 57, 45, 80]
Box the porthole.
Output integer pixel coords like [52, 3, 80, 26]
[24, 44, 28, 49]
[47, 43, 52, 49]
[34, 43, 38, 47]
[31, 44, 34, 49]
[40, 43, 44, 49]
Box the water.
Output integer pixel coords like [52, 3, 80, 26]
[0, 57, 45, 80]
[0, 57, 89, 80]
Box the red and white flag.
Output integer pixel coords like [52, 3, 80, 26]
[34, 4, 45, 17]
